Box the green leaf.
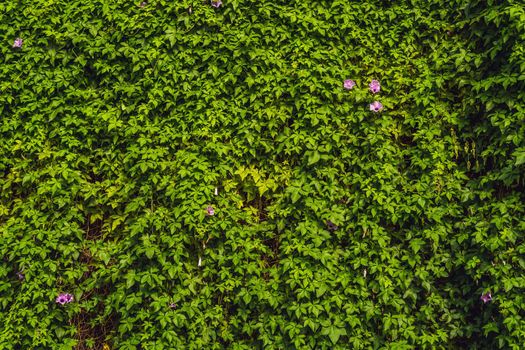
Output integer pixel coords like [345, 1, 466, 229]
[326, 326, 346, 344]
[514, 150, 525, 166]
[308, 151, 321, 165]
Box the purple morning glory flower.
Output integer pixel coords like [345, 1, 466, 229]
[206, 205, 215, 216]
[169, 302, 177, 309]
[370, 101, 383, 112]
[139, 1, 147, 7]
[326, 220, 338, 231]
[56, 293, 74, 305]
[16, 271, 25, 280]
[13, 38, 23, 48]
[369, 80, 380, 94]
[211, 0, 222, 8]
[480, 292, 492, 303]
[343, 79, 356, 90]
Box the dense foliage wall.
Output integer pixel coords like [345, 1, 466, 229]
[1, 0, 524, 349]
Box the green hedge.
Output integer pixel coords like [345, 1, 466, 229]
[1, 0, 524, 349]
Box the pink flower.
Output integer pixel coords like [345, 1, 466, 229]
[211, 0, 222, 7]
[56, 293, 74, 305]
[13, 38, 23, 48]
[480, 292, 492, 303]
[343, 79, 356, 90]
[369, 101, 383, 112]
[369, 80, 380, 94]
[326, 220, 338, 231]
[206, 205, 215, 216]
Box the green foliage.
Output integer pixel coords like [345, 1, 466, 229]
[1, 0, 524, 348]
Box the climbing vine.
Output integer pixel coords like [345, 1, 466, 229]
[1, 0, 524, 349]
